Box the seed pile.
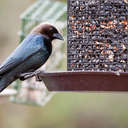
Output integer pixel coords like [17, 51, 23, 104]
[68, 0, 128, 72]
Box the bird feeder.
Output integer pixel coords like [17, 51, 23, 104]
[10, 0, 67, 106]
[10, 0, 128, 102]
[36, 0, 128, 92]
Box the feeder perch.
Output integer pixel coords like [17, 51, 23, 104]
[36, 71, 128, 92]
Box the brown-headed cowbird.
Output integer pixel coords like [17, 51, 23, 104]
[0, 23, 64, 92]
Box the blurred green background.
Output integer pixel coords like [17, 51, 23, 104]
[1, 0, 128, 128]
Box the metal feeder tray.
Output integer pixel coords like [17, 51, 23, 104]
[37, 71, 128, 92]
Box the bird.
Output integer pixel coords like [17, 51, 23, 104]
[0, 23, 64, 92]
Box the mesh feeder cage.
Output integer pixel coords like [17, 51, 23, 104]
[32, 0, 128, 92]
[68, 0, 128, 72]
[58, 0, 128, 91]
[10, 0, 67, 106]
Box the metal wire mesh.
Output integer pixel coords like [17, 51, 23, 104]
[68, 0, 128, 72]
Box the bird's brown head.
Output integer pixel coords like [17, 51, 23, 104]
[31, 24, 64, 41]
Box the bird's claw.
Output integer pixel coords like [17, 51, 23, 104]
[35, 75, 42, 81]
[35, 70, 43, 81]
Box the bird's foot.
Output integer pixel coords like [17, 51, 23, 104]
[35, 70, 43, 81]
[19, 70, 43, 81]
[19, 72, 35, 81]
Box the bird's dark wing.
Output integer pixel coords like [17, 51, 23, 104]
[0, 34, 45, 75]
[0, 58, 22, 75]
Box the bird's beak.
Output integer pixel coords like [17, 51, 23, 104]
[53, 33, 64, 40]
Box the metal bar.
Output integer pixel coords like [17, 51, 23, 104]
[31, 0, 50, 20]
[20, 0, 43, 19]
[41, 2, 61, 20]
[52, 6, 67, 21]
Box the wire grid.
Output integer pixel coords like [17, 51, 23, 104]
[20, 0, 67, 41]
[10, 0, 67, 106]
[68, 0, 128, 72]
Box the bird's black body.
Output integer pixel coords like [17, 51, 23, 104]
[0, 24, 63, 92]
[0, 34, 52, 92]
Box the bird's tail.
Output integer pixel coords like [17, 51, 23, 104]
[0, 73, 16, 92]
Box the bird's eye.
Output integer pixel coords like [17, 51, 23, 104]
[49, 27, 54, 32]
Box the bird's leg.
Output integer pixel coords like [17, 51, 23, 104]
[19, 72, 35, 81]
[35, 70, 43, 82]
[19, 70, 43, 81]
